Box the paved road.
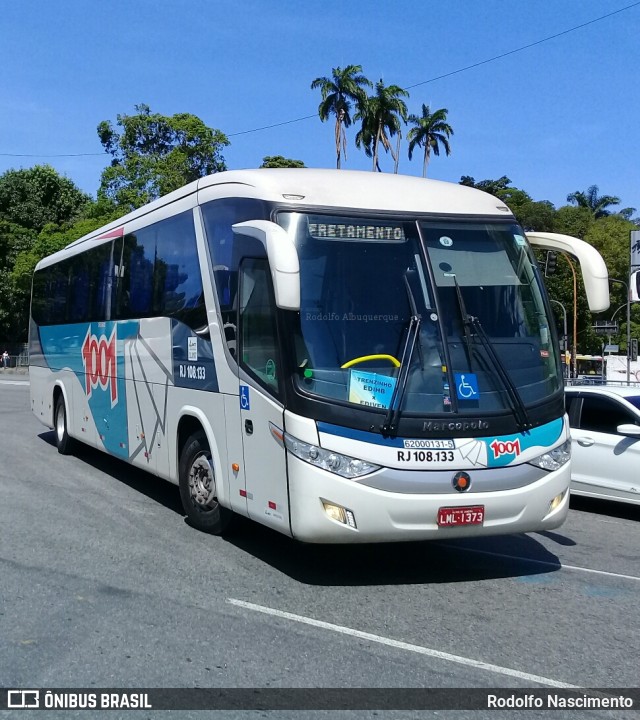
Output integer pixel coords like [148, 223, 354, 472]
[1, 382, 638, 719]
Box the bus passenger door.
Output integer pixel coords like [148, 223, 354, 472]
[237, 258, 291, 536]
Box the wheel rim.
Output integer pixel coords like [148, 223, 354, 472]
[56, 405, 65, 443]
[188, 452, 217, 511]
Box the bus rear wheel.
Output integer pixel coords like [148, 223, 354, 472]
[179, 431, 232, 534]
[54, 394, 74, 455]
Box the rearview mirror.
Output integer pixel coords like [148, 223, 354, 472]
[232, 220, 300, 310]
[616, 423, 640, 437]
[526, 232, 610, 313]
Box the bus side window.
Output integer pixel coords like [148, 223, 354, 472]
[117, 231, 154, 318]
[114, 213, 206, 330]
[97, 255, 114, 320]
[50, 262, 71, 324]
[238, 257, 281, 395]
[31, 268, 49, 325]
[68, 255, 90, 323]
[154, 212, 206, 330]
[200, 198, 269, 351]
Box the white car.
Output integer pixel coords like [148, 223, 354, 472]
[565, 384, 640, 506]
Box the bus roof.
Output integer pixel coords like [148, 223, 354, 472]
[37, 169, 514, 268]
[198, 168, 513, 216]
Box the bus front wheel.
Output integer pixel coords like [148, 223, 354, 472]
[179, 431, 232, 535]
[54, 394, 73, 455]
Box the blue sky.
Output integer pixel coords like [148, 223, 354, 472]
[1, 0, 639, 211]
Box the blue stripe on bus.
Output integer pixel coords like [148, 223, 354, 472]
[317, 417, 564, 467]
[40, 320, 139, 459]
[317, 422, 405, 447]
[39, 319, 220, 461]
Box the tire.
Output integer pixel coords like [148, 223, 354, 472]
[54, 394, 73, 455]
[179, 431, 232, 534]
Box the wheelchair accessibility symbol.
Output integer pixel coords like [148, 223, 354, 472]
[240, 385, 251, 410]
[454, 372, 479, 400]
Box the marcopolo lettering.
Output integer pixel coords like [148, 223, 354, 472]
[422, 420, 490, 432]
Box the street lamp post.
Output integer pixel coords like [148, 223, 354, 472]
[562, 254, 578, 379]
[610, 303, 627, 321]
[609, 278, 631, 384]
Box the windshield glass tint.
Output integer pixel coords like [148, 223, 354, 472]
[421, 221, 562, 407]
[279, 213, 449, 414]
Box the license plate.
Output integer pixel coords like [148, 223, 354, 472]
[437, 505, 485, 527]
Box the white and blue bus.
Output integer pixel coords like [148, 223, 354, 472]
[29, 169, 609, 542]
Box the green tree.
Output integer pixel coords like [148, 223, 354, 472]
[541, 254, 598, 355]
[459, 176, 555, 230]
[0, 166, 91, 341]
[407, 104, 453, 177]
[12, 209, 122, 299]
[552, 205, 594, 239]
[0, 165, 90, 233]
[356, 80, 409, 172]
[9, 204, 123, 342]
[0, 221, 37, 341]
[98, 103, 229, 210]
[459, 175, 511, 195]
[541, 214, 638, 356]
[515, 200, 556, 232]
[311, 65, 371, 170]
[260, 155, 306, 168]
[584, 215, 638, 354]
[566, 185, 632, 219]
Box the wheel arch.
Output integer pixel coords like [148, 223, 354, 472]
[52, 381, 71, 430]
[175, 407, 230, 508]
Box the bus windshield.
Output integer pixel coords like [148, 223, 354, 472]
[279, 212, 561, 419]
[420, 220, 561, 412]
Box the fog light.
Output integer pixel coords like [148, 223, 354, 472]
[322, 501, 346, 524]
[321, 501, 357, 528]
[548, 491, 566, 513]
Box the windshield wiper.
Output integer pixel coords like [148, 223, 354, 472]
[468, 316, 532, 431]
[453, 277, 474, 370]
[450, 277, 530, 431]
[404, 272, 424, 371]
[381, 313, 421, 437]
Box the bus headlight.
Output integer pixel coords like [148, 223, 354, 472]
[528, 439, 571, 471]
[284, 433, 380, 479]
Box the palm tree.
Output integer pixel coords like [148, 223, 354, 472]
[566, 185, 621, 218]
[355, 80, 409, 172]
[310, 65, 371, 169]
[407, 105, 454, 177]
